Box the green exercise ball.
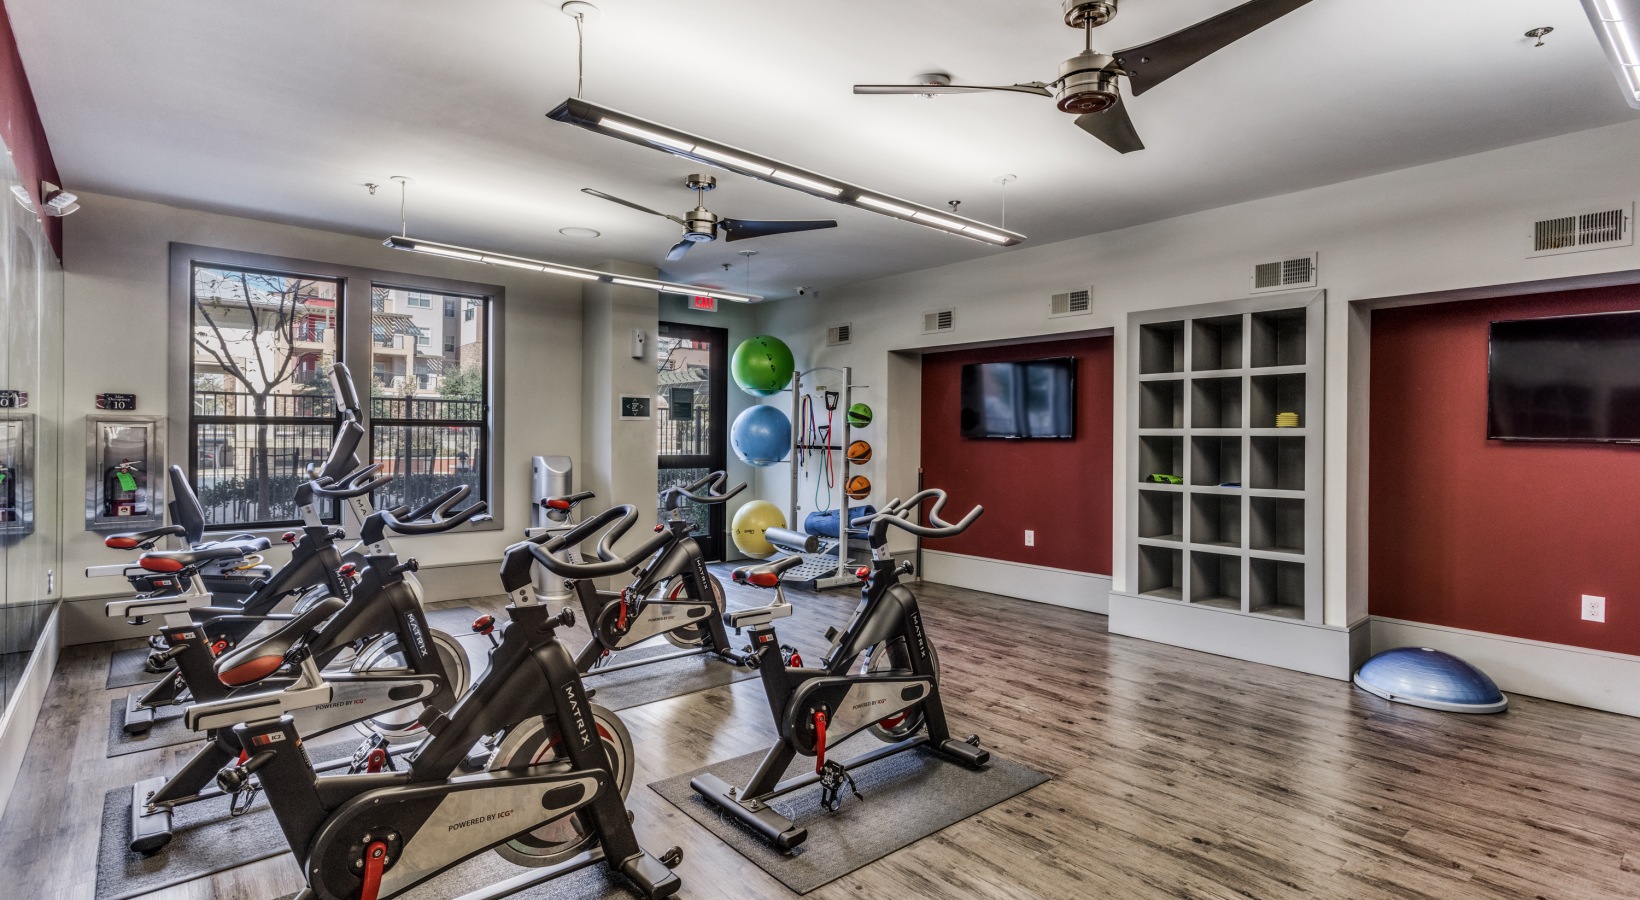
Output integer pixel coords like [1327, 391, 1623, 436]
[732, 335, 795, 397]
[731, 500, 787, 558]
[846, 402, 873, 428]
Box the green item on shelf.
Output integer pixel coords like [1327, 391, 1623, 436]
[1147, 473, 1182, 484]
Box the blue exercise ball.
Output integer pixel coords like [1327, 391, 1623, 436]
[731, 405, 791, 467]
[1353, 647, 1508, 714]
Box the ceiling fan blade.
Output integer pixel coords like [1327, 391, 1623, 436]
[720, 219, 838, 242]
[580, 188, 686, 226]
[1116, 0, 1314, 97]
[665, 239, 695, 261]
[1075, 102, 1145, 154]
[853, 83, 1052, 97]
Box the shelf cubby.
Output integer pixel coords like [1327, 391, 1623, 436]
[1191, 315, 1244, 372]
[1248, 558, 1305, 619]
[1138, 545, 1184, 601]
[1139, 435, 1184, 484]
[1190, 436, 1242, 488]
[1140, 379, 1184, 429]
[1190, 493, 1242, 549]
[1189, 551, 1242, 610]
[1249, 436, 1304, 491]
[1249, 373, 1306, 428]
[1138, 490, 1184, 542]
[1191, 377, 1243, 429]
[1140, 321, 1186, 375]
[1250, 496, 1304, 554]
[1251, 308, 1307, 368]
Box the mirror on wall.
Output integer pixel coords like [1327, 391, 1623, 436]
[0, 135, 65, 713]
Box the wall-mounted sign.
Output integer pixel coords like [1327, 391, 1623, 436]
[619, 394, 652, 420]
[0, 390, 28, 409]
[96, 393, 138, 411]
[689, 295, 717, 312]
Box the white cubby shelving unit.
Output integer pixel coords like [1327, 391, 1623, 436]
[1115, 292, 1333, 668]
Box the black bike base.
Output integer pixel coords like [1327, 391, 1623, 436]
[122, 692, 155, 734]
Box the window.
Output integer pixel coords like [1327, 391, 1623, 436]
[174, 247, 502, 534]
[188, 263, 342, 527]
[370, 286, 489, 514]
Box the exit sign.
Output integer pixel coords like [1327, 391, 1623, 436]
[689, 295, 717, 312]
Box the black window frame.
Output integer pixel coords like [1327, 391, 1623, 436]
[168, 243, 505, 537]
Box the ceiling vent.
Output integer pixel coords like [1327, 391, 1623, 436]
[1527, 203, 1632, 258]
[826, 322, 852, 346]
[1049, 288, 1093, 318]
[1249, 252, 1319, 294]
[922, 308, 955, 335]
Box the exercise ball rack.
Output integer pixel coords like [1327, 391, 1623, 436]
[767, 365, 868, 590]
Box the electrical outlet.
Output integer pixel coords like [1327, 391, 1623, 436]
[1024, 530, 1035, 547]
[1582, 594, 1606, 623]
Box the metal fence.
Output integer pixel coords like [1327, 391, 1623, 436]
[194, 390, 336, 419]
[657, 405, 710, 456]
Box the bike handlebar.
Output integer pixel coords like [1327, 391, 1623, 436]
[365, 486, 488, 542]
[310, 462, 393, 500]
[661, 470, 746, 510]
[852, 488, 983, 540]
[528, 504, 672, 579]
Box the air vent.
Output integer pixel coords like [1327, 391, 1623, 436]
[827, 322, 852, 346]
[922, 308, 955, 334]
[1249, 252, 1319, 294]
[1527, 204, 1632, 257]
[1049, 288, 1092, 318]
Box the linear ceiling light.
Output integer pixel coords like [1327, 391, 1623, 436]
[1583, 0, 1640, 108]
[383, 236, 762, 302]
[547, 98, 1027, 246]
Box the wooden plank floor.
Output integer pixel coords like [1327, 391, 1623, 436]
[3, 566, 1639, 899]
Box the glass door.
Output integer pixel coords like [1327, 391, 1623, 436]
[656, 321, 728, 561]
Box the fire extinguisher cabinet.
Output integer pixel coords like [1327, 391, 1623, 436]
[0, 413, 33, 537]
[86, 415, 166, 532]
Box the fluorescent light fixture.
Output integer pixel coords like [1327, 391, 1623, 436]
[599, 117, 694, 151]
[382, 236, 761, 301]
[856, 195, 917, 217]
[771, 170, 843, 196]
[547, 98, 1027, 246]
[691, 146, 775, 175]
[1582, 0, 1640, 107]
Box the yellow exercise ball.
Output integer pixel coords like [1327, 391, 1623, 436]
[731, 500, 787, 558]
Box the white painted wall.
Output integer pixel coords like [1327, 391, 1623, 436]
[59, 193, 586, 640]
[755, 118, 1640, 632]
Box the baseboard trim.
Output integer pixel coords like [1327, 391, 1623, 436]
[0, 603, 59, 820]
[1370, 616, 1640, 718]
[919, 551, 1111, 614]
[1110, 590, 1368, 680]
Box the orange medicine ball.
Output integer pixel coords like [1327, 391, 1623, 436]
[845, 475, 871, 500]
[846, 440, 872, 464]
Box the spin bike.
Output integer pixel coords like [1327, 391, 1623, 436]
[207, 504, 681, 900]
[125, 484, 484, 853]
[542, 471, 747, 677]
[690, 488, 988, 850]
[107, 455, 386, 733]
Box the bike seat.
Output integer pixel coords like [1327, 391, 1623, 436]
[215, 597, 344, 687]
[136, 545, 249, 572]
[104, 525, 186, 551]
[732, 555, 803, 588]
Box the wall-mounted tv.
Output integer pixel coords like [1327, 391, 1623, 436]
[1488, 309, 1640, 442]
[960, 357, 1076, 439]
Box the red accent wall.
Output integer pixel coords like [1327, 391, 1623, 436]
[0, 1, 61, 257]
[919, 337, 1114, 574]
[1370, 284, 1640, 656]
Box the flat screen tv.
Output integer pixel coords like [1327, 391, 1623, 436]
[960, 357, 1076, 439]
[1488, 310, 1640, 442]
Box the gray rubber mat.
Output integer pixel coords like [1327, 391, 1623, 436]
[94, 740, 357, 900]
[650, 735, 1049, 895]
[272, 849, 655, 900]
[581, 639, 757, 711]
[105, 647, 165, 690]
[105, 608, 487, 757]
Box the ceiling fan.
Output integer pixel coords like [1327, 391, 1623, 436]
[853, 0, 1315, 154]
[582, 174, 837, 261]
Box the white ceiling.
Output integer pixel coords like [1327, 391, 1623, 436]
[10, 0, 1637, 299]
